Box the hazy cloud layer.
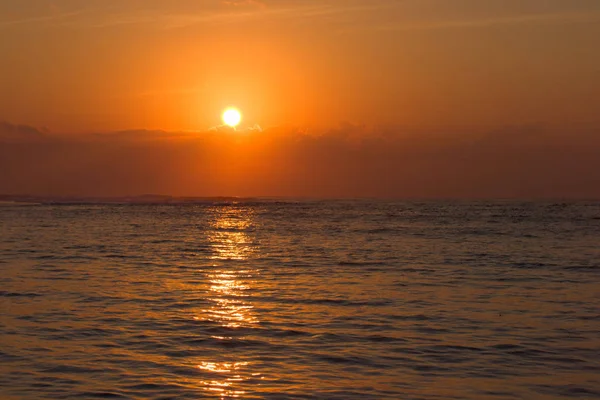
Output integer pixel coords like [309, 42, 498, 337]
[1, 123, 598, 199]
[0, 121, 49, 142]
[4, 1, 597, 31]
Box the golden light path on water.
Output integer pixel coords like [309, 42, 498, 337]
[195, 207, 261, 398]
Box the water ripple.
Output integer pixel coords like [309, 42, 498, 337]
[1, 201, 599, 399]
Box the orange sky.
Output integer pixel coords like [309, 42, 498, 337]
[1, 0, 599, 198]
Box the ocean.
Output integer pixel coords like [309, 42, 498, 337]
[1, 201, 599, 399]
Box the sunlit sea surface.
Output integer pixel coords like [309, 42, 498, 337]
[1, 201, 599, 399]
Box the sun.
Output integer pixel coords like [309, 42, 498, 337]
[222, 108, 242, 128]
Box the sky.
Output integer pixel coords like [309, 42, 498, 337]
[1, 0, 600, 198]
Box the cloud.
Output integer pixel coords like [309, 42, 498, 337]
[0, 9, 85, 28]
[380, 10, 600, 32]
[3, 2, 599, 32]
[0, 121, 49, 143]
[89, 129, 195, 142]
[9, 1, 378, 30]
[221, 0, 267, 8]
[245, 124, 264, 133]
[209, 124, 263, 133]
[0, 123, 599, 199]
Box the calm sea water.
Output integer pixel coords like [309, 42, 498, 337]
[1, 201, 599, 399]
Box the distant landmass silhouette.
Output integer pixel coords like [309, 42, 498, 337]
[0, 194, 261, 205]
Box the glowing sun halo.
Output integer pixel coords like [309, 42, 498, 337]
[222, 108, 242, 128]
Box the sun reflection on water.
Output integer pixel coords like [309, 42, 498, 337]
[197, 361, 250, 398]
[209, 208, 255, 261]
[196, 206, 262, 397]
